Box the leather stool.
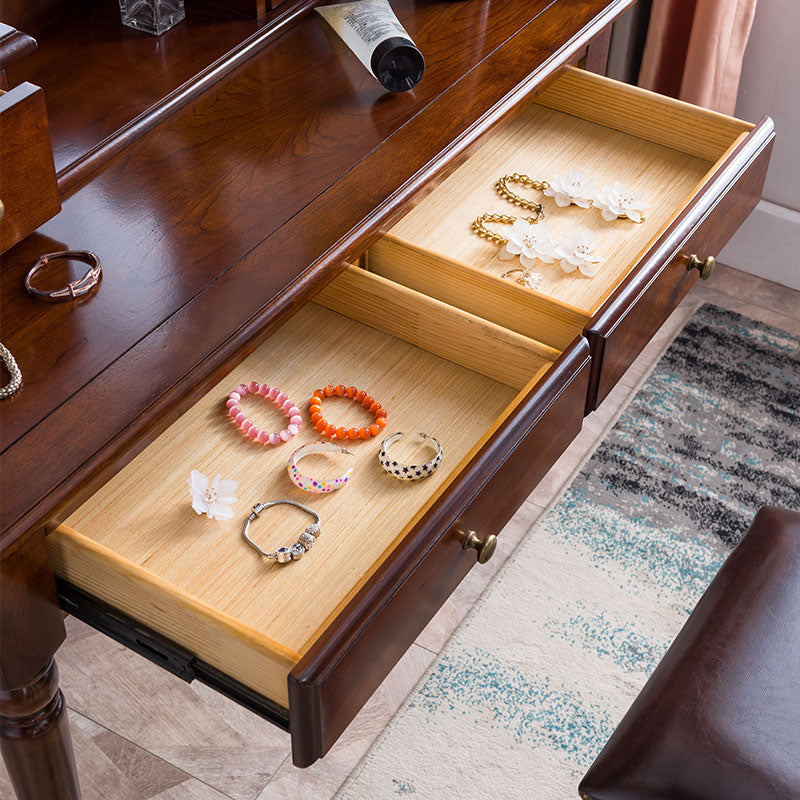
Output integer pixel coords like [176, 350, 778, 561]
[579, 506, 800, 800]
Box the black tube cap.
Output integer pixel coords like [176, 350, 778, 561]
[371, 36, 425, 92]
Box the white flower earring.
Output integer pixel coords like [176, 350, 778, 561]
[471, 212, 556, 275]
[543, 170, 598, 209]
[498, 218, 558, 267]
[545, 172, 649, 222]
[188, 470, 239, 520]
[471, 213, 605, 282]
[497, 170, 649, 224]
[593, 181, 650, 223]
[555, 229, 605, 277]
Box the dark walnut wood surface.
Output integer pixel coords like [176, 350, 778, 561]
[4, 1, 260, 173]
[0, 0, 628, 549]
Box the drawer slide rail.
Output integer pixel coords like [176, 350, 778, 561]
[56, 580, 291, 731]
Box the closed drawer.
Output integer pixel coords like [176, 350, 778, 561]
[365, 67, 774, 411]
[47, 264, 590, 766]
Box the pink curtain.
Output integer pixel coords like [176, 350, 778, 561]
[639, 0, 758, 115]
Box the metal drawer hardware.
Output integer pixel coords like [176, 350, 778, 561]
[461, 530, 498, 564]
[55, 580, 291, 729]
[686, 253, 716, 281]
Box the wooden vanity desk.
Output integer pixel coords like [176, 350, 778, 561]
[0, 1, 773, 796]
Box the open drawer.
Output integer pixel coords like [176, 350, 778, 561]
[47, 265, 591, 766]
[365, 67, 774, 411]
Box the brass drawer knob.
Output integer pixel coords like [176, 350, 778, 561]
[686, 254, 715, 281]
[462, 530, 497, 564]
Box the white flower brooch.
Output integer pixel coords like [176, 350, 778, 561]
[494, 170, 650, 223]
[188, 470, 239, 520]
[473, 212, 606, 281]
[555, 229, 605, 277]
[543, 170, 598, 209]
[593, 181, 650, 223]
[497, 219, 558, 268]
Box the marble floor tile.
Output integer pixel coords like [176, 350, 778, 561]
[91, 728, 187, 798]
[0, 707, 195, 800]
[57, 616, 290, 800]
[693, 284, 800, 336]
[152, 778, 232, 799]
[255, 644, 435, 800]
[709, 263, 800, 322]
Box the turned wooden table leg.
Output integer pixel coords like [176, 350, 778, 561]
[2, 530, 82, 799]
[1, 659, 80, 800]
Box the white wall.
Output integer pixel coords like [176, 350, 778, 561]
[718, 0, 800, 289]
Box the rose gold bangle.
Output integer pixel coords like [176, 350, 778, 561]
[309, 384, 388, 440]
[24, 250, 102, 302]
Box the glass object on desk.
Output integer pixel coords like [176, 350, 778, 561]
[119, 0, 185, 36]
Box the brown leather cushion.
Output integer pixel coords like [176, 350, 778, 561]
[579, 506, 800, 800]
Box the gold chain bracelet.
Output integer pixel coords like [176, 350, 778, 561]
[495, 173, 550, 214]
[471, 212, 540, 246]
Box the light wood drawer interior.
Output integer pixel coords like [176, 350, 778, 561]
[46, 266, 560, 707]
[366, 67, 755, 350]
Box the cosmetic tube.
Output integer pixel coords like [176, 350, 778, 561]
[317, 0, 425, 92]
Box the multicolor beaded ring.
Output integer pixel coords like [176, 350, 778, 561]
[226, 382, 302, 445]
[287, 442, 354, 494]
[309, 384, 388, 440]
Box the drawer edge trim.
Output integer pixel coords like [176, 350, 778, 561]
[588, 116, 775, 342]
[287, 336, 591, 765]
[584, 116, 775, 410]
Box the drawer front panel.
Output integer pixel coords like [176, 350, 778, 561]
[585, 120, 774, 411]
[288, 338, 591, 766]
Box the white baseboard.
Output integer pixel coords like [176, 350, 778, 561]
[718, 200, 800, 289]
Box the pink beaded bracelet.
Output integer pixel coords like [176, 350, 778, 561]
[226, 382, 302, 445]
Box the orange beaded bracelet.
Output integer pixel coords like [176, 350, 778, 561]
[309, 385, 388, 440]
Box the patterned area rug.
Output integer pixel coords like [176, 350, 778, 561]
[338, 304, 800, 799]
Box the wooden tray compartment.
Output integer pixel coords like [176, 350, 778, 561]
[46, 265, 559, 709]
[366, 66, 759, 353]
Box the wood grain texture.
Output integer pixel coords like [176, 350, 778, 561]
[1, 0, 630, 551]
[0, 0, 69, 38]
[534, 67, 751, 161]
[0, 659, 81, 800]
[289, 337, 591, 766]
[367, 237, 589, 351]
[385, 67, 748, 317]
[0, 531, 65, 690]
[0, 0, 554, 450]
[2, 0, 315, 184]
[315, 266, 559, 388]
[211, 0, 269, 18]
[47, 269, 549, 705]
[0, 83, 60, 253]
[585, 118, 775, 410]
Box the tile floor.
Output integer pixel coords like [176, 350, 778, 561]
[2, 265, 798, 800]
